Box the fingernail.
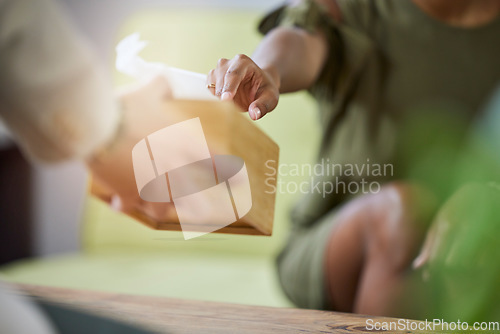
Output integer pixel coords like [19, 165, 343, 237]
[412, 255, 424, 269]
[221, 92, 231, 101]
[111, 195, 122, 212]
[249, 108, 256, 120]
[253, 107, 261, 120]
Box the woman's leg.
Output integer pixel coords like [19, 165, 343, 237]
[323, 182, 436, 314]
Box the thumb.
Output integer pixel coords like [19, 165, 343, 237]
[248, 89, 278, 121]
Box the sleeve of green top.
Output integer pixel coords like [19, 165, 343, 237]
[257, 0, 343, 97]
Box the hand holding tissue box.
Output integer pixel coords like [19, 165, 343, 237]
[91, 34, 279, 239]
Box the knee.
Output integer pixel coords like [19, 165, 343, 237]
[364, 182, 436, 271]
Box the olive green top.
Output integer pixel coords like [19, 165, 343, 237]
[259, 0, 500, 227]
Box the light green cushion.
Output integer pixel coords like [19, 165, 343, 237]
[1, 250, 291, 307]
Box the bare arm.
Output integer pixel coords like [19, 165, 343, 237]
[253, 26, 328, 94]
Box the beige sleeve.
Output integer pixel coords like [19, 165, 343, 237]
[0, 0, 119, 162]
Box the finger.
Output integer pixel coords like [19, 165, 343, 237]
[110, 195, 122, 211]
[206, 69, 216, 95]
[248, 89, 279, 120]
[412, 245, 431, 269]
[221, 55, 250, 101]
[412, 221, 440, 269]
[215, 58, 229, 96]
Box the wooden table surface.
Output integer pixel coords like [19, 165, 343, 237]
[16, 284, 435, 334]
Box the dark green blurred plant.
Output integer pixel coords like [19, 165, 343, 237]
[395, 88, 500, 324]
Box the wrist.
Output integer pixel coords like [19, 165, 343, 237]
[261, 65, 281, 92]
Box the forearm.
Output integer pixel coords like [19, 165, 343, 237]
[252, 26, 328, 93]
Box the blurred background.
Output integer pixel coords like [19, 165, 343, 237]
[0, 0, 321, 307]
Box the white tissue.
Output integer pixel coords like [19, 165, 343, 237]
[116, 33, 216, 100]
